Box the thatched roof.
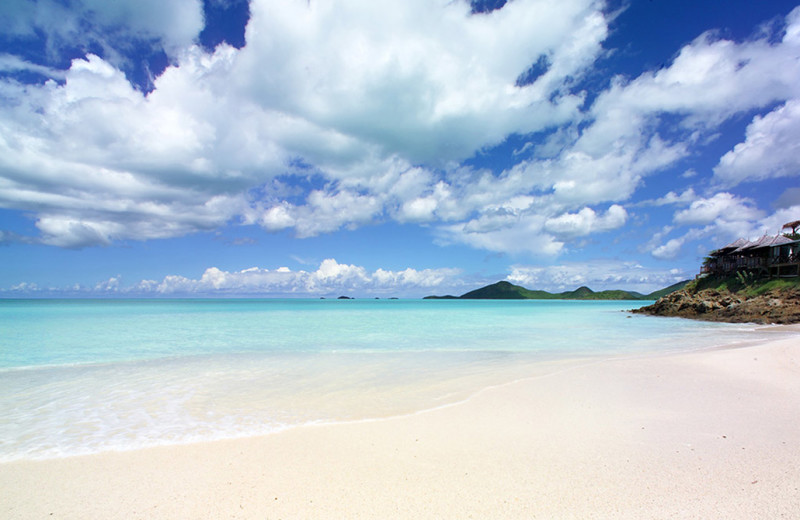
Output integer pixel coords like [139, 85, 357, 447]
[744, 234, 777, 250]
[712, 234, 799, 255]
[717, 237, 749, 251]
[781, 219, 800, 231]
[752, 235, 797, 249]
[782, 219, 800, 237]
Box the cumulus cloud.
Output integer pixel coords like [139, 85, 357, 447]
[1, 259, 465, 297]
[673, 192, 763, 226]
[713, 99, 800, 186]
[412, 6, 800, 254]
[438, 217, 566, 257]
[0, 0, 611, 248]
[257, 190, 384, 238]
[1, 1, 800, 258]
[651, 238, 685, 260]
[0, 47, 267, 247]
[588, 13, 800, 131]
[648, 192, 799, 262]
[434, 196, 630, 257]
[535, 7, 800, 213]
[754, 204, 800, 237]
[507, 261, 688, 293]
[143, 259, 462, 296]
[544, 204, 627, 238]
[236, 0, 605, 165]
[664, 192, 767, 252]
[638, 188, 697, 207]
[4, 282, 41, 293]
[94, 276, 121, 292]
[0, 0, 203, 64]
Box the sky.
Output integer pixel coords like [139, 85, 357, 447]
[1, 0, 800, 298]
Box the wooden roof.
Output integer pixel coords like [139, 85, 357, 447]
[752, 234, 794, 249]
[782, 220, 800, 235]
[718, 237, 749, 251]
[711, 234, 799, 255]
[744, 234, 777, 250]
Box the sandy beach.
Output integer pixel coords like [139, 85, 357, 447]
[2, 330, 799, 519]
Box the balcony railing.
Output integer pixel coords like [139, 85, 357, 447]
[771, 253, 799, 265]
[699, 252, 799, 276]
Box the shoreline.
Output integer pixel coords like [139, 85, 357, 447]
[0, 320, 787, 464]
[3, 329, 800, 519]
[632, 284, 800, 324]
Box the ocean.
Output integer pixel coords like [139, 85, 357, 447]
[0, 298, 788, 462]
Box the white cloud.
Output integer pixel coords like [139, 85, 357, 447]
[649, 195, 799, 262]
[398, 196, 439, 223]
[0, 0, 203, 63]
[0, 53, 66, 79]
[4, 282, 41, 293]
[755, 204, 800, 237]
[507, 261, 689, 293]
[259, 203, 295, 232]
[640, 188, 697, 207]
[138, 259, 464, 297]
[236, 0, 605, 165]
[544, 204, 627, 238]
[547, 9, 800, 210]
[439, 219, 566, 257]
[0, 0, 611, 248]
[673, 192, 763, 226]
[435, 196, 570, 257]
[258, 189, 384, 238]
[6, 257, 690, 296]
[1, 1, 800, 258]
[94, 276, 121, 292]
[371, 267, 456, 288]
[587, 19, 800, 132]
[713, 98, 800, 186]
[0, 48, 264, 247]
[434, 199, 628, 258]
[651, 238, 685, 260]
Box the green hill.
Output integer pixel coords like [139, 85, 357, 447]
[424, 280, 689, 300]
[459, 281, 555, 299]
[644, 280, 690, 299]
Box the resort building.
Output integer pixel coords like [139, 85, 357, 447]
[700, 220, 800, 278]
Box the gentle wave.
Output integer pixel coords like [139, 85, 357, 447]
[1, 299, 794, 461]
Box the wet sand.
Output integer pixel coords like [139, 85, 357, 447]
[2, 332, 799, 519]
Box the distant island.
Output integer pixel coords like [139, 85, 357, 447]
[424, 280, 689, 301]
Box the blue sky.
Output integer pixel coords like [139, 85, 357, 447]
[1, 0, 800, 297]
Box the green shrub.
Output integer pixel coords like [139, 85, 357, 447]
[687, 273, 799, 296]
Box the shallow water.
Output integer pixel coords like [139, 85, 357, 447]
[0, 298, 789, 461]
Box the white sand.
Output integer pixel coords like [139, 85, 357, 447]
[2, 333, 800, 519]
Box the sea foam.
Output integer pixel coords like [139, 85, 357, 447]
[0, 298, 784, 461]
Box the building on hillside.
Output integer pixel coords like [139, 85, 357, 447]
[700, 220, 800, 278]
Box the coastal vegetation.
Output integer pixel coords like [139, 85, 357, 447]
[635, 221, 800, 324]
[633, 272, 800, 324]
[689, 273, 800, 296]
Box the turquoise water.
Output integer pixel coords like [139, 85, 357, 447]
[0, 298, 786, 461]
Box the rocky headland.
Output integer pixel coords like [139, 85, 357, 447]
[632, 283, 800, 324]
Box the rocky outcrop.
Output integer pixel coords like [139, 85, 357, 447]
[632, 287, 800, 324]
